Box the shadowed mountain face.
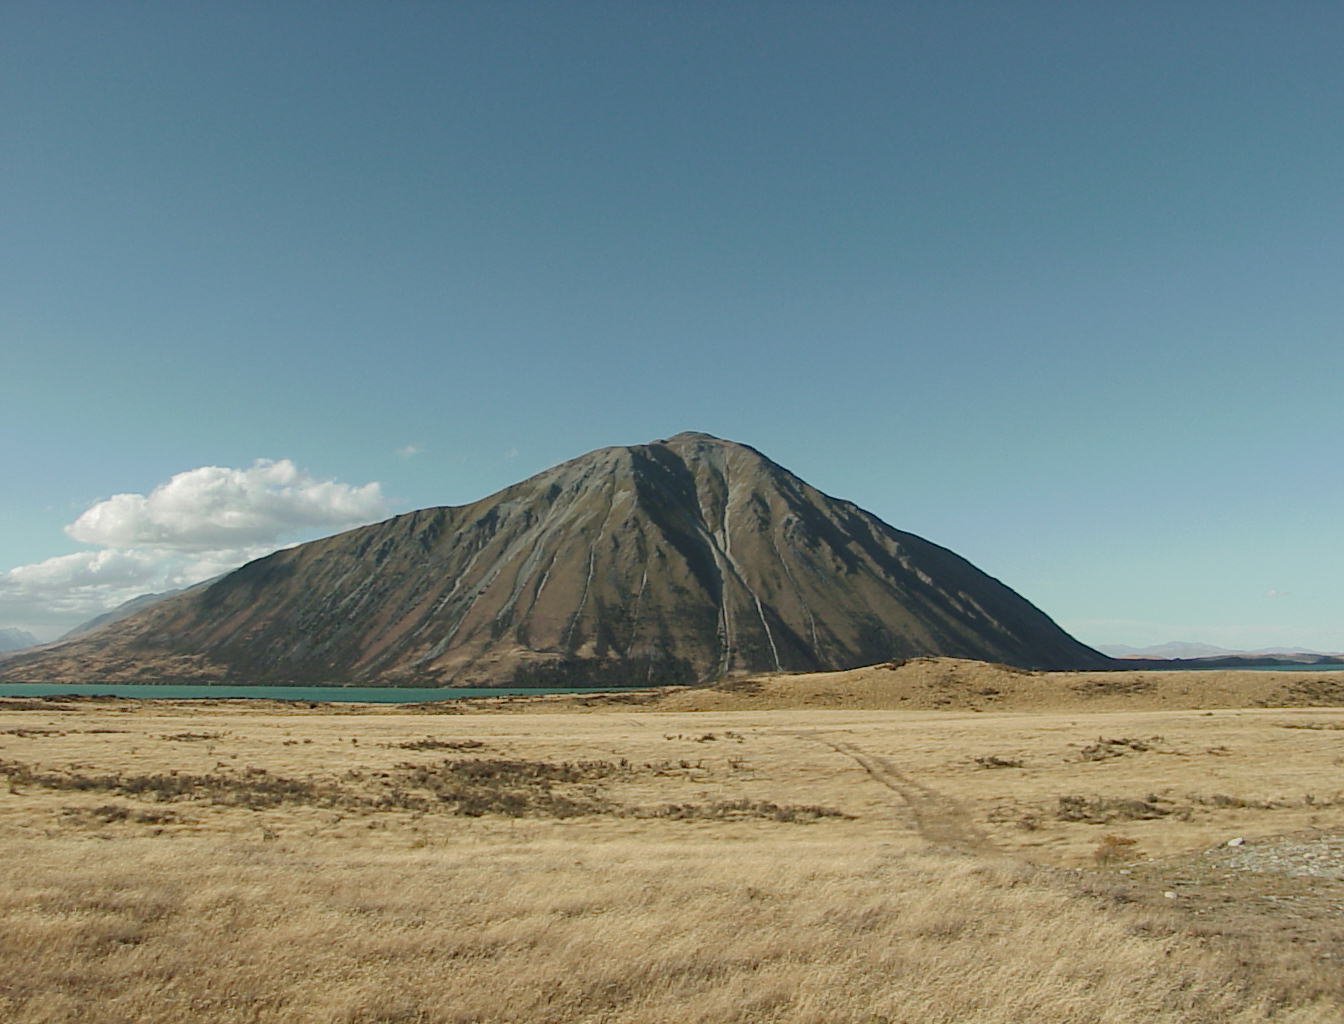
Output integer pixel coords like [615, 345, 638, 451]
[0, 433, 1109, 685]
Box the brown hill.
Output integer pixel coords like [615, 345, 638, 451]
[0, 432, 1108, 685]
[582, 658, 1344, 714]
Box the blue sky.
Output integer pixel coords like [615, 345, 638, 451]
[3, 2, 1341, 650]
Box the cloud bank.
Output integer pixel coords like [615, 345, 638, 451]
[1, 460, 389, 639]
[66, 459, 386, 549]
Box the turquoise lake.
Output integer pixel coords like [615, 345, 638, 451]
[0, 683, 651, 703]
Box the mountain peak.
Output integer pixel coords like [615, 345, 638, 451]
[660, 430, 727, 443]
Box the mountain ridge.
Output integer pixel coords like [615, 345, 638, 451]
[0, 628, 39, 654]
[1101, 641, 1341, 660]
[59, 588, 189, 641]
[0, 432, 1109, 685]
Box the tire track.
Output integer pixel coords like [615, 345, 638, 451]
[809, 734, 991, 854]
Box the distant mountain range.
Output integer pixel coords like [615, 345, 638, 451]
[0, 628, 39, 653]
[59, 588, 188, 641]
[0, 432, 1108, 686]
[1100, 641, 1343, 661]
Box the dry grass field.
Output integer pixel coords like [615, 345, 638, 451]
[2, 660, 1342, 1022]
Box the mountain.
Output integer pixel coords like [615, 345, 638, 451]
[0, 628, 39, 654]
[60, 589, 187, 641]
[1102, 642, 1340, 661]
[1101, 642, 1237, 660]
[0, 432, 1109, 686]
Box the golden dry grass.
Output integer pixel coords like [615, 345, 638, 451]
[1, 668, 1342, 1022]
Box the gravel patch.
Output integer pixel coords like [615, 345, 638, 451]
[1207, 833, 1344, 879]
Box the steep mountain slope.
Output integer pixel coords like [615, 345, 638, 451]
[0, 433, 1109, 685]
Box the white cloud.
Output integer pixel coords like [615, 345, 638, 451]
[0, 549, 164, 636]
[2, 460, 390, 640]
[1265, 588, 1290, 600]
[396, 444, 423, 459]
[66, 459, 387, 550]
[4, 549, 161, 604]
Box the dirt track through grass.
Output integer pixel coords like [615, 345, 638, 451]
[807, 733, 991, 854]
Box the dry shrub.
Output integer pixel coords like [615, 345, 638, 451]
[1057, 794, 1175, 823]
[1093, 834, 1139, 864]
[0, 758, 348, 810]
[391, 738, 486, 751]
[0, 727, 65, 738]
[392, 757, 627, 818]
[3, 754, 852, 826]
[1077, 737, 1157, 761]
[1193, 793, 1281, 810]
[62, 804, 183, 827]
[0, 699, 81, 712]
[633, 799, 849, 822]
